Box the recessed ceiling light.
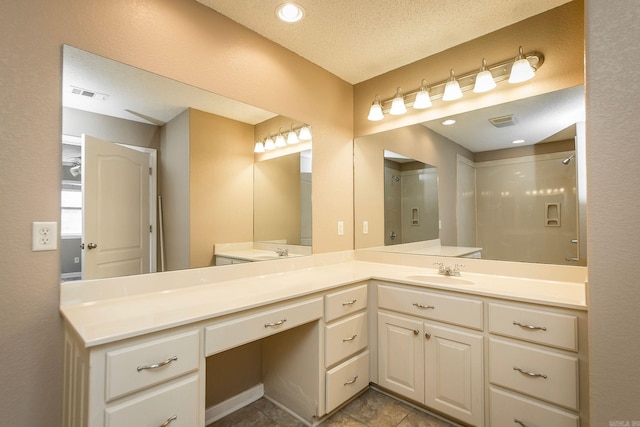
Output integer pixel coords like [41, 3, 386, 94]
[442, 119, 456, 126]
[512, 139, 525, 144]
[276, 3, 305, 23]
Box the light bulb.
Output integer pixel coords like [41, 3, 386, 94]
[287, 130, 299, 144]
[298, 125, 312, 140]
[389, 88, 407, 115]
[509, 46, 535, 83]
[254, 141, 265, 153]
[442, 70, 462, 101]
[413, 80, 432, 109]
[275, 134, 286, 147]
[264, 137, 275, 150]
[367, 96, 384, 121]
[473, 59, 496, 93]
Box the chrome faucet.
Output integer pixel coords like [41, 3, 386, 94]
[434, 262, 464, 276]
[275, 248, 289, 257]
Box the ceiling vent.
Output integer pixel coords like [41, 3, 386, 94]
[70, 86, 109, 101]
[489, 114, 516, 128]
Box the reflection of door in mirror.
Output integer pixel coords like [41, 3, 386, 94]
[384, 151, 439, 246]
[60, 135, 157, 281]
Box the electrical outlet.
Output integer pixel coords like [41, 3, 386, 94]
[32, 221, 58, 251]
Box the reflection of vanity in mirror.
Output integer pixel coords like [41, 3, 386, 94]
[60, 45, 312, 281]
[355, 85, 586, 266]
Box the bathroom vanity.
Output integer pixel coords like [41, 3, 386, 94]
[60, 251, 587, 426]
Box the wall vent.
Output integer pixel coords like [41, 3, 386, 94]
[489, 114, 516, 128]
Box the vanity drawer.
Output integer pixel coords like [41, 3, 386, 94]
[105, 330, 200, 401]
[490, 387, 579, 427]
[105, 374, 199, 427]
[489, 303, 578, 351]
[325, 312, 368, 367]
[489, 338, 579, 410]
[325, 284, 368, 322]
[205, 297, 323, 356]
[326, 350, 369, 413]
[378, 284, 483, 330]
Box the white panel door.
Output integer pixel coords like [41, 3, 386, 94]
[377, 312, 424, 402]
[82, 135, 150, 279]
[424, 323, 484, 426]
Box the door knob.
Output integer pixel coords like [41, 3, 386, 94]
[87, 243, 98, 249]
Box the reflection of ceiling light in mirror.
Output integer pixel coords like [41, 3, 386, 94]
[275, 134, 287, 147]
[512, 139, 525, 144]
[264, 137, 276, 150]
[254, 141, 265, 153]
[276, 3, 305, 23]
[298, 125, 312, 141]
[442, 119, 456, 126]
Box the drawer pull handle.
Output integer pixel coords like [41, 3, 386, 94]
[160, 415, 177, 427]
[513, 366, 547, 379]
[264, 318, 287, 328]
[342, 299, 357, 306]
[343, 334, 357, 342]
[137, 355, 178, 372]
[425, 332, 431, 339]
[344, 375, 358, 385]
[413, 329, 419, 335]
[413, 303, 435, 309]
[513, 321, 547, 331]
[513, 419, 527, 427]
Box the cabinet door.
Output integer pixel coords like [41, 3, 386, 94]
[424, 323, 484, 426]
[377, 312, 424, 402]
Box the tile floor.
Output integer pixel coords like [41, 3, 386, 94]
[208, 388, 459, 427]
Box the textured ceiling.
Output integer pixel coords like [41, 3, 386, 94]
[196, 0, 572, 84]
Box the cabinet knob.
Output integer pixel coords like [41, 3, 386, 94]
[425, 332, 431, 339]
[413, 329, 419, 335]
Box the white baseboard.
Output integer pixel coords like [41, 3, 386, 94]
[204, 383, 264, 426]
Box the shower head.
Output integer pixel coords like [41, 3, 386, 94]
[562, 154, 575, 165]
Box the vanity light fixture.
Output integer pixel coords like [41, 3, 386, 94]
[473, 59, 496, 93]
[254, 124, 311, 153]
[442, 70, 463, 101]
[508, 46, 535, 83]
[389, 88, 407, 115]
[276, 3, 305, 23]
[413, 80, 432, 109]
[366, 46, 544, 121]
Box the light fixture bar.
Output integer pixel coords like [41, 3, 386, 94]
[255, 123, 312, 153]
[373, 49, 544, 113]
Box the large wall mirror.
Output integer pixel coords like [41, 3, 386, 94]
[61, 45, 312, 281]
[355, 85, 586, 266]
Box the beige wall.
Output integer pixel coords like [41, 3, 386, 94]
[1, 0, 639, 425]
[585, 1, 640, 425]
[0, 1, 352, 425]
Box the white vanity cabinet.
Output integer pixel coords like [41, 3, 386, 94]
[323, 283, 370, 413]
[63, 326, 204, 427]
[487, 301, 587, 426]
[376, 282, 485, 426]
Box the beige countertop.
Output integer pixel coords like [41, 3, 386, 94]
[60, 253, 587, 348]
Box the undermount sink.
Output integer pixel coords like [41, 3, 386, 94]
[404, 274, 474, 285]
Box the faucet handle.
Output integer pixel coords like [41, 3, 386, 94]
[453, 264, 465, 276]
